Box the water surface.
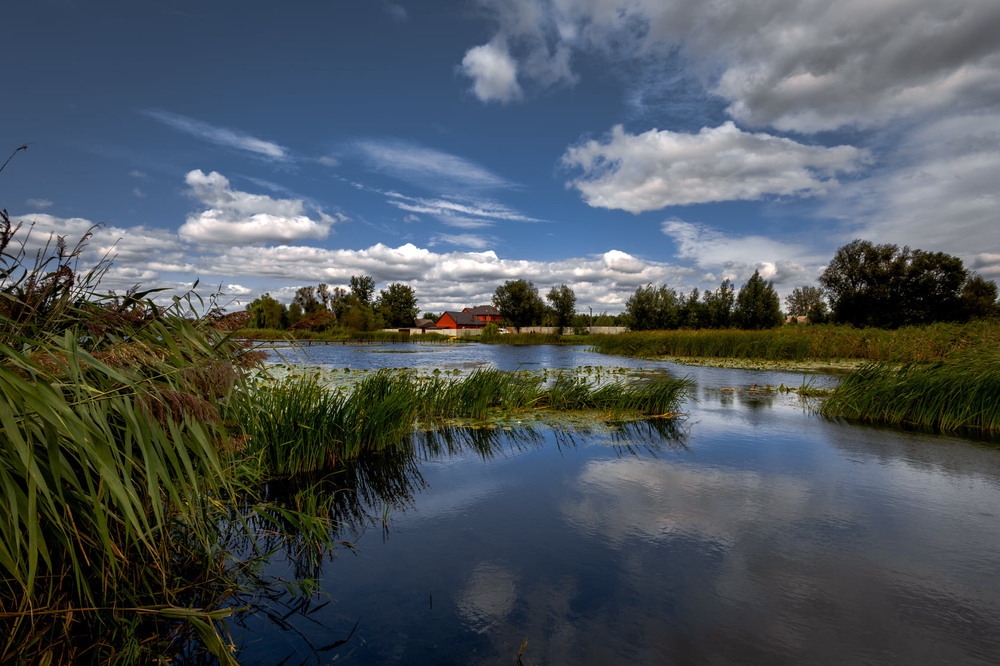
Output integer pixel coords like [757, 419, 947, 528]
[234, 344, 1000, 664]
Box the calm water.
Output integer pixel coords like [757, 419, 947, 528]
[233, 343, 1000, 664]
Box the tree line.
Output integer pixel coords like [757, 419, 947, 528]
[623, 239, 998, 331]
[246, 275, 418, 332]
[245, 239, 999, 333]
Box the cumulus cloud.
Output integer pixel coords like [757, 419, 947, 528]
[25, 198, 53, 209]
[462, 0, 1000, 131]
[353, 139, 512, 191]
[180, 170, 335, 244]
[143, 109, 291, 161]
[460, 39, 523, 104]
[563, 122, 868, 213]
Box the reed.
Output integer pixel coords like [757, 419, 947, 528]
[820, 349, 1000, 434]
[0, 218, 337, 663]
[234, 367, 692, 477]
[590, 322, 1000, 364]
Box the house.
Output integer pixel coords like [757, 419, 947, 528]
[462, 305, 502, 323]
[435, 305, 502, 329]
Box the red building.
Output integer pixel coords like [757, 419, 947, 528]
[435, 305, 502, 329]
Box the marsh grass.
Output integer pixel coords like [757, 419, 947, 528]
[234, 367, 692, 476]
[0, 217, 336, 663]
[590, 322, 1000, 364]
[820, 349, 1000, 434]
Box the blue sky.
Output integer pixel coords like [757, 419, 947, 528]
[4, 0, 999, 314]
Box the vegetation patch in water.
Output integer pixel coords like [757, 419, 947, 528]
[233, 367, 692, 476]
[820, 350, 1000, 434]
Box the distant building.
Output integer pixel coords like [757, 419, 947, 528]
[435, 305, 502, 329]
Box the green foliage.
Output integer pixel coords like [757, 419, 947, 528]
[235, 368, 692, 476]
[377, 282, 419, 327]
[349, 274, 376, 306]
[785, 285, 826, 317]
[624, 284, 681, 330]
[0, 220, 336, 663]
[546, 284, 576, 330]
[734, 270, 783, 329]
[493, 279, 545, 327]
[821, 349, 1000, 433]
[590, 321, 1000, 364]
[819, 239, 984, 327]
[702, 279, 735, 328]
[960, 273, 1000, 319]
[248, 292, 287, 329]
[480, 322, 501, 342]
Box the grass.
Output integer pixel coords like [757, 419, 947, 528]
[0, 215, 339, 663]
[820, 349, 1000, 434]
[233, 367, 693, 475]
[590, 322, 1000, 364]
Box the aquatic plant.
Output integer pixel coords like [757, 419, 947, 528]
[590, 322, 1000, 364]
[820, 349, 1000, 434]
[233, 367, 692, 476]
[0, 217, 332, 663]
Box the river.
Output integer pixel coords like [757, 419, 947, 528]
[231, 342, 1000, 664]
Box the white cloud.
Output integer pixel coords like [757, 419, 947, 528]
[179, 170, 335, 244]
[129, 170, 148, 179]
[662, 220, 812, 287]
[563, 122, 868, 213]
[25, 198, 53, 209]
[353, 139, 512, 191]
[460, 39, 523, 104]
[133, 187, 146, 198]
[464, 0, 1000, 132]
[143, 109, 291, 161]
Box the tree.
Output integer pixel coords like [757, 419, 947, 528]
[960, 273, 1000, 320]
[819, 240, 906, 328]
[493, 279, 545, 327]
[820, 240, 969, 327]
[734, 270, 783, 329]
[785, 286, 826, 317]
[680, 287, 705, 328]
[377, 282, 419, 327]
[293, 285, 324, 316]
[247, 293, 287, 329]
[702, 278, 735, 328]
[546, 284, 576, 330]
[900, 250, 966, 324]
[349, 275, 375, 306]
[624, 284, 681, 330]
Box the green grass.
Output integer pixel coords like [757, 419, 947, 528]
[590, 322, 1000, 364]
[820, 349, 1000, 434]
[232, 367, 693, 476]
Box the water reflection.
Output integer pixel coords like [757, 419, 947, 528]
[233, 346, 1000, 665]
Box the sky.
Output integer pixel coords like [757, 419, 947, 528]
[3, 0, 999, 315]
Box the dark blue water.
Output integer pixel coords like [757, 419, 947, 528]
[231, 344, 1000, 664]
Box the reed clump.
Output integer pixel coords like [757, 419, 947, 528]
[234, 367, 692, 476]
[590, 322, 1000, 364]
[820, 349, 1000, 434]
[0, 215, 335, 663]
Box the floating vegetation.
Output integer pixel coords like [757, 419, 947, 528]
[820, 350, 1000, 434]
